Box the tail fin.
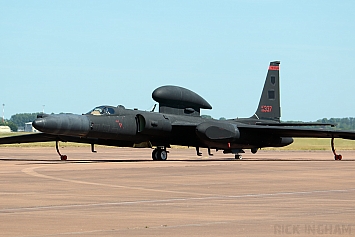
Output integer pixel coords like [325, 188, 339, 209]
[251, 61, 281, 122]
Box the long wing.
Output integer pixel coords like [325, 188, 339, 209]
[0, 133, 58, 144]
[238, 124, 355, 140]
[0, 133, 135, 147]
[173, 120, 355, 142]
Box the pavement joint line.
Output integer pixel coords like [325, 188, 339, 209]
[18, 221, 234, 237]
[21, 166, 215, 196]
[2, 188, 355, 214]
[22, 166, 355, 199]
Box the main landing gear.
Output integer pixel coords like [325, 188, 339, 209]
[331, 137, 342, 160]
[152, 147, 168, 161]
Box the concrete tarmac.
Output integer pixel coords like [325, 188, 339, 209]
[0, 147, 354, 236]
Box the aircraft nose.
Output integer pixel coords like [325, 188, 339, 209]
[32, 114, 90, 136]
[32, 118, 45, 131]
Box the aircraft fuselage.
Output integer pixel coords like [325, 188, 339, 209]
[33, 108, 293, 152]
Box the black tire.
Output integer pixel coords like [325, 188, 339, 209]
[152, 149, 158, 160]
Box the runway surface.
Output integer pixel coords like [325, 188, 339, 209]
[0, 147, 354, 236]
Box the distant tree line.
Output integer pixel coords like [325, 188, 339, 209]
[0, 120, 18, 132]
[282, 118, 355, 130]
[9, 113, 41, 128]
[316, 117, 355, 130]
[1, 113, 42, 132]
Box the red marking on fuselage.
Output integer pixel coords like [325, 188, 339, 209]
[115, 120, 123, 128]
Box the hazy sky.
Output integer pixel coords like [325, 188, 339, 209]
[1, 1, 354, 121]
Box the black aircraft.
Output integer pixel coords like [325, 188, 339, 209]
[1, 61, 355, 160]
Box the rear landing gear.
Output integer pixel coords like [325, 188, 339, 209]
[235, 154, 243, 160]
[152, 147, 168, 161]
[56, 141, 67, 161]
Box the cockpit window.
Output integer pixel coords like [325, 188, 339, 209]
[88, 106, 115, 115]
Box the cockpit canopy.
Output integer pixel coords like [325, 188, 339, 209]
[86, 105, 125, 116]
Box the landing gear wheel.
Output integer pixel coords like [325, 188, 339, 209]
[235, 154, 242, 160]
[152, 148, 168, 161]
[60, 155, 68, 161]
[152, 149, 158, 160]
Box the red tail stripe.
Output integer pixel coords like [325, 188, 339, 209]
[269, 66, 279, 71]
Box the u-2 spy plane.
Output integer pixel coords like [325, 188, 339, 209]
[1, 61, 355, 160]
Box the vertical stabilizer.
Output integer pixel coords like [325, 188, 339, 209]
[251, 61, 281, 121]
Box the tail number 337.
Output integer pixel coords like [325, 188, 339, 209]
[261, 105, 273, 113]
